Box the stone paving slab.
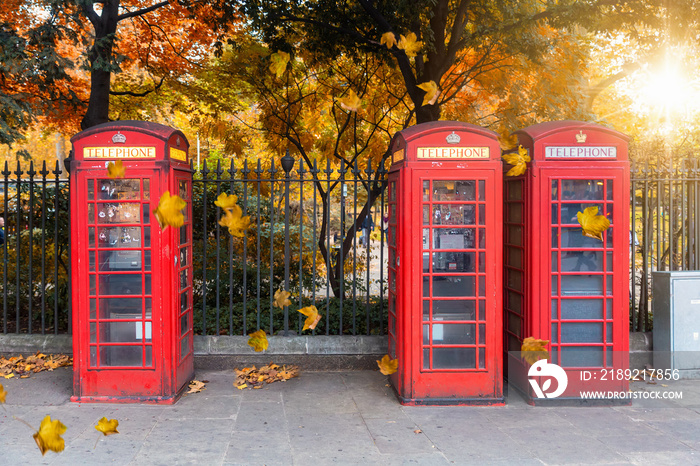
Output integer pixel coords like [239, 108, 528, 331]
[1, 367, 700, 464]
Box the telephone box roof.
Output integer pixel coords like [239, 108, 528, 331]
[514, 120, 629, 142]
[71, 120, 188, 144]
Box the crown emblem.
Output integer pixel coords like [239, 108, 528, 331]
[112, 132, 126, 144]
[575, 130, 587, 143]
[446, 132, 461, 144]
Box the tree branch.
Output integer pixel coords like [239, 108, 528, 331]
[110, 76, 165, 97]
[118, 1, 170, 21]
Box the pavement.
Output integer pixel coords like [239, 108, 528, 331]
[2, 367, 700, 465]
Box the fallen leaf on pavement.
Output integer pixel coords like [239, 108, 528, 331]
[233, 363, 300, 389]
[186, 380, 206, 394]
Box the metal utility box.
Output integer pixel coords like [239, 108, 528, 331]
[506, 120, 630, 401]
[69, 121, 194, 403]
[653, 271, 700, 376]
[387, 121, 503, 405]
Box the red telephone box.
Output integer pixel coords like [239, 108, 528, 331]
[69, 121, 194, 403]
[505, 120, 629, 401]
[387, 121, 503, 405]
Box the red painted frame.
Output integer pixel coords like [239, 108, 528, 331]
[69, 121, 193, 404]
[507, 121, 630, 401]
[387, 121, 503, 405]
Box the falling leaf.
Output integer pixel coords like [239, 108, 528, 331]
[106, 160, 125, 178]
[218, 204, 251, 237]
[95, 417, 119, 436]
[247, 330, 268, 352]
[269, 51, 290, 78]
[214, 193, 238, 210]
[377, 354, 398, 375]
[34, 415, 66, 455]
[186, 380, 206, 394]
[576, 206, 610, 241]
[414, 429, 422, 434]
[397, 32, 422, 58]
[273, 288, 292, 309]
[502, 145, 530, 177]
[154, 191, 186, 229]
[521, 337, 549, 366]
[297, 306, 322, 331]
[380, 32, 396, 49]
[0, 383, 6, 403]
[338, 89, 362, 112]
[417, 81, 439, 106]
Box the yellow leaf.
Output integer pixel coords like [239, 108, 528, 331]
[247, 329, 268, 352]
[218, 204, 251, 237]
[397, 32, 422, 58]
[3, 373, 14, 379]
[95, 417, 119, 436]
[33, 415, 66, 455]
[106, 160, 125, 178]
[417, 81, 439, 106]
[338, 89, 362, 112]
[502, 145, 530, 177]
[380, 32, 396, 49]
[186, 380, 206, 394]
[0, 383, 6, 403]
[236, 383, 247, 390]
[214, 193, 238, 210]
[297, 306, 322, 331]
[377, 354, 398, 375]
[577, 206, 610, 241]
[521, 337, 549, 366]
[269, 51, 290, 78]
[273, 288, 292, 309]
[154, 191, 186, 229]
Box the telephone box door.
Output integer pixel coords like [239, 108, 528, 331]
[76, 170, 162, 396]
[414, 171, 502, 397]
[543, 169, 628, 391]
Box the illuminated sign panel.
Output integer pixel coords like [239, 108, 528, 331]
[84, 147, 157, 159]
[417, 147, 489, 159]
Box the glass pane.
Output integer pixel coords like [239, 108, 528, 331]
[88, 179, 95, 200]
[478, 276, 485, 296]
[606, 275, 613, 295]
[561, 322, 603, 343]
[145, 275, 151, 295]
[432, 252, 474, 273]
[479, 300, 485, 320]
[145, 346, 152, 366]
[145, 298, 152, 318]
[180, 248, 188, 267]
[98, 250, 141, 271]
[561, 275, 603, 296]
[551, 323, 558, 343]
[99, 346, 142, 367]
[181, 291, 188, 313]
[144, 250, 151, 272]
[551, 204, 559, 224]
[551, 300, 558, 319]
[478, 252, 485, 273]
[433, 204, 474, 225]
[560, 346, 604, 368]
[88, 204, 95, 223]
[89, 275, 96, 295]
[478, 204, 485, 225]
[423, 181, 429, 202]
[143, 204, 150, 224]
[90, 346, 97, 366]
[507, 291, 521, 313]
[433, 300, 475, 321]
[89, 227, 95, 247]
[551, 252, 558, 271]
[551, 180, 558, 200]
[431, 323, 475, 344]
[478, 180, 485, 201]
[560, 179, 605, 201]
[423, 349, 430, 369]
[561, 227, 605, 249]
[89, 251, 95, 271]
[180, 335, 190, 361]
[98, 274, 142, 296]
[422, 276, 429, 297]
[180, 224, 187, 245]
[423, 206, 429, 225]
[509, 249, 523, 268]
[100, 321, 145, 343]
[433, 228, 475, 249]
[478, 229, 485, 249]
[552, 227, 559, 248]
[561, 299, 604, 320]
[607, 252, 613, 271]
[90, 298, 96, 319]
[98, 227, 141, 248]
[432, 348, 476, 369]
[144, 227, 151, 248]
[423, 301, 430, 321]
[179, 180, 188, 199]
[606, 323, 613, 342]
[143, 179, 150, 200]
[99, 298, 142, 319]
[180, 269, 188, 289]
[551, 276, 558, 296]
[508, 312, 521, 335]
[479, 349, 485, 369]
[97, 203, 140, 224]
[478, 324, 485, 345]
[508, 203, 522, 223]
[433, 180, 475, 201]
[90, 322, 96, 343]
[432, 276, 475, 297]
[561, 252, 603, 272]
[606, 299, 613, 319]
[507, 181, 522, 200]
[423, 324, 430, 344]
[507, 269, 522, 289]
[508, 225, 522, 246]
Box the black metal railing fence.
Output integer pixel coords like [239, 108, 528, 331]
[2, 152, 694, 336]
